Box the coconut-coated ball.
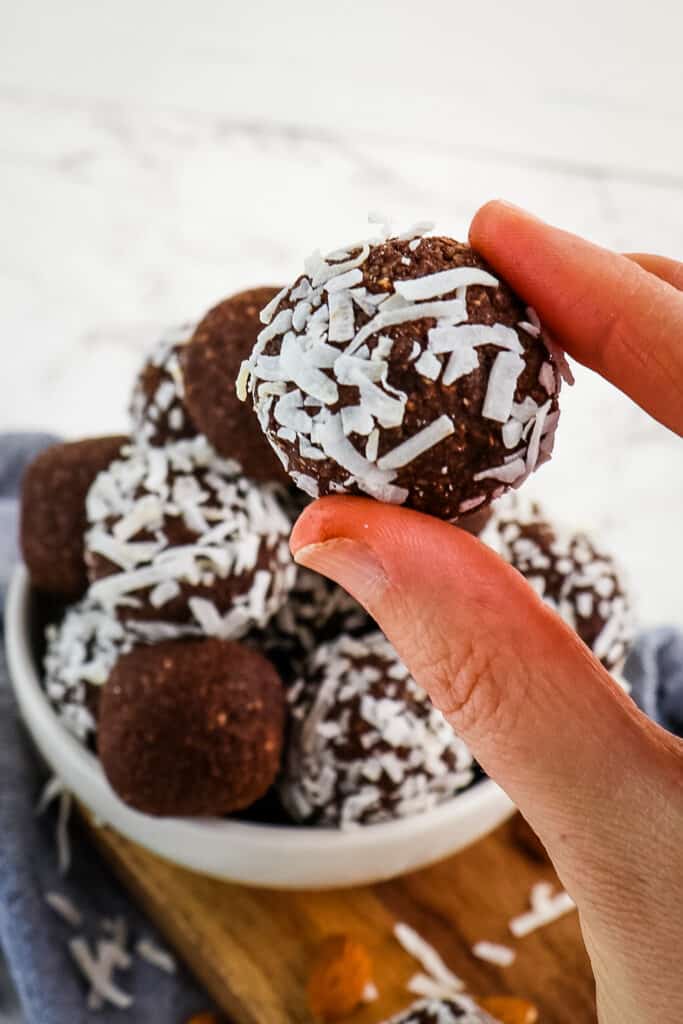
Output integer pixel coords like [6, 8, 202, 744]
[84, 435, 295, 633]
[240, 228, 567, 520]
[482, 495, 635, 676]
[129, 323, 198, 447]
[280, 631, 474, 827]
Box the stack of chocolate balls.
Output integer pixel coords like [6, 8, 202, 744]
[22, 290, 300, 817]
[21, 221, 634, 826]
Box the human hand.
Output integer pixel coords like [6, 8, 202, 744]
[290, 202, 683, 1023]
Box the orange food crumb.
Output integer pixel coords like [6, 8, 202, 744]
[307, 933, 374, 1021]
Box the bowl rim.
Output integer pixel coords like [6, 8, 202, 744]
[5, 564, 514, 854]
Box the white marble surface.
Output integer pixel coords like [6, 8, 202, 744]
[1, 0, 681, 628]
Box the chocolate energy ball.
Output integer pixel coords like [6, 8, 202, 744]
[85, 435, 296, 634]
[385, 999, 499, 1024]
[129, 322, 197, 447]
[482, 496, 635, 675]
[21, 436, 128, 598]
[239, 225, 567, 520]
[98, 638, 285, 817]
[182, 287, 290, 484]
[43, 599, 203, 744]
[280, 631, 474, 827]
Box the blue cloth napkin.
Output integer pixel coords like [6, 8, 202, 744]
[0, 434, 681, 1024]
[623, 628, 683, 737]
[0, 435, 216, 1024]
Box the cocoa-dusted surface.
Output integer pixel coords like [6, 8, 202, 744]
[182, 287, 289, 483]
[260, 237, 558, 520]
[130, 338, 197, 447]
[98, 638, 285, 817]
[20, 436, 128, 598]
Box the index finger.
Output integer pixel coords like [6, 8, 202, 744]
[470, 201, 683, 435]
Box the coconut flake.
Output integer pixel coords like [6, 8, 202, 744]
[539, 361, 556, 394]
[482, 351, 525, 423]
[291, 472, 320, 497]
[310, 244, 371, 287]
[135, 938, 176, 974]
[415, 350, 442, 380]
[394, 923, 465, 992]
[325, 268, 364, 293]
[45, 891, 83, 927]
[407, 974, 462, 1000]
[396, 220, 436, 240]
[328, 290, 356, 342]
[524, 400, 552, 473]
[471, 941, 515, 967]
[518, 320, 541, 338]
[429, 323, 523, 355]
[313, 413, 401, 494]
[474, 459, 526, 484]
[56, 791, 73, 875]
[346, 299, 467, 356]
[442, 345, 480, 386]
[257, 307, 293, 345]
[69, 936, 133, 1010]
[149, 579, 181, 608]
[341, 404, 375, 436]
[458, 495, 486, 514]
[259, 285, 289, 325]
[235, 359, 251, 401]
[509, 884, 576, 937]
[502, 418, 524, 449]
[394, 267, 498, 302]
[377, 416, 454, 471]
[365, 428, 380, 462]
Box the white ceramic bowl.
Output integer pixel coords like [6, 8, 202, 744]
[5, 565, 515, 889]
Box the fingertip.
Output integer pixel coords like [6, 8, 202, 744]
[469, 200, 542, 254]
[289, 495, 374, 556]
[468, 199, 505, 250]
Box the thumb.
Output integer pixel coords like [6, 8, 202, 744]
[290, 498, 682, 974]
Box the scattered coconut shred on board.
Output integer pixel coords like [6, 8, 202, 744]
[509, 882, 576, 938]
[35, 775, 73, 875]
[394, 922, 466, 995]
[471, 941, 516, 968]
[44, 891, 83, 928]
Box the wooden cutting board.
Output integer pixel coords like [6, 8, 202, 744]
[84, 814, 595, 1024]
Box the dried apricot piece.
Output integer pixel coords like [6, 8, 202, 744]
[307, 933, 373, 1021]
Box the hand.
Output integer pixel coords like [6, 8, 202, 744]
[290, 202, 683, 1023]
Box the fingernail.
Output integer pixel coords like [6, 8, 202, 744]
[294, 538, 388, 609]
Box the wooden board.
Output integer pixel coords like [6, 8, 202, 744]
[83, 814, 596, 1024]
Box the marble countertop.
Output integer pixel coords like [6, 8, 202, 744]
[1, 0, 681, 628]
